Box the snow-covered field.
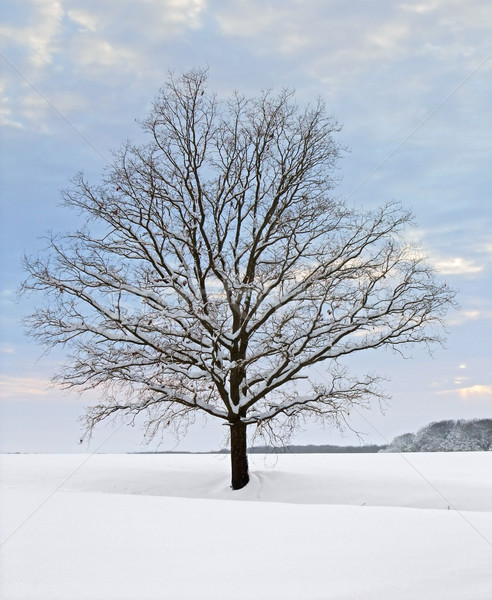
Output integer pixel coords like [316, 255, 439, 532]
[1, 452, 491, 600]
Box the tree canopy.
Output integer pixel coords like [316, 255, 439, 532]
[23, 69, 456, 488]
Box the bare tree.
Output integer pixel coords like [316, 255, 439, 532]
[23, 69, 455, 489]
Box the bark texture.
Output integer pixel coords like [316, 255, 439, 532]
[230, 421, 249, 490]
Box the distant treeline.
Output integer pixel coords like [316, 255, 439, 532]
[135, 444, 386, 455]
[243, 444, 386, 454]
[383, 418, 492, 452]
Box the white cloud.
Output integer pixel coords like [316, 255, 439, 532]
[457, 385, 492, 399]
[400, 2, 435, 14]
[447, 307, 492, 327]
[367, 23, 410, 51]
[461, 310, 481, 320]
[6, 88, 86, 134]
[2, 0, 207, 87]
[70, 37, 138, 70]
[2, 0, 490, 135]
[0, 288, 15, 301]
[64, 0, 206, 38]
[437, 384, 492, 400]
[0, 375, 104, 405]
[215, 0, 492, 68]
[66, 8, 99, 32]
[479, 242, 492, 257]
[0, 0, 64, 66]
[0, 343, 16, 355]
[431, 257, 484, 276]
[0, 0, 208, 131]
[0, 81, 23, 128]
[0, 375, 51, 398]
[62, 0, 206, 79]
[158, 0, 205, 28]
[19, 92, 53, 132]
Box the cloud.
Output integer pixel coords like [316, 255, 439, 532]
[479, 242, 492, 258]
[0, 374, 105, 404]
[0, 81, 23, 129]
[214, 0, 491, 73]
[18, 92, 54, 133]
[63, 0, 206, 47]
[63, 0, 207, 77]
[0, 375, 51, 398]
[1, 0, 208, 129]
[447, 305, 492, 327]
[69, 36, 138, 71]
[215, 0, 407, 71]
[0, 0, 64, 67]
[0, 343, 16, 355]
[0, 288, 16, 300]
[66, 8, 99, 32]
[438, 384, 492, 399]
[431, 257, 484, 276]
[2, 0, 490, 139]
[457, 385, 492, 399]
[446, 312, 473, 326]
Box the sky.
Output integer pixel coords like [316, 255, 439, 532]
[0, 0, 491, 453]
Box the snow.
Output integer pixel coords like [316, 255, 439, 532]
[1, 452, 491, 599]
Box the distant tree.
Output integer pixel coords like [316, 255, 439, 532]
[471, 419, 492, 450]
[387, 432, 418, 452]
[23, 69, 455, 489]
[418, 420, 455, 451]
[385, 419, 492, 452]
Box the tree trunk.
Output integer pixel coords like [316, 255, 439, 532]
[230, 420, 249, 490]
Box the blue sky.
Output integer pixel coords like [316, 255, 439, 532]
[1, 0, 491, 453]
